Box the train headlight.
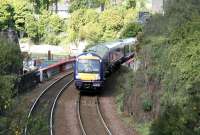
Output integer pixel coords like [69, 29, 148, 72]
[96, 74, 100, 80]
[76, 74, 80, 79]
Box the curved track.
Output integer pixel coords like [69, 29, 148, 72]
[77, 95, 112, 135]
[25, 73, 73, 135]
[50, 80, 74, 135]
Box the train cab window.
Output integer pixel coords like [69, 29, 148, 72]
[125, 45, 129, 55]
[77, 59, 100, 73]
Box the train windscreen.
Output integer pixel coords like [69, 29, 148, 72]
[77, 59, 100, 73]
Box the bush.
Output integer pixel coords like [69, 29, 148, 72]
[13, 0, 32, 33]
[48, 14, 63, 33]
[142, 99, 153, 112]
[25, 14, 39, 42]
[44, 33, 61, 45]
[0, 3, 15, 30]
[0, 37, 22, 113]
[68, 0, 100, 13]
[67, 6, 139, 44]
[137, 1, 200, 134]
[0, 38, 22, 75]
[25, 11, 64, 44]
[123, 0, 136, 9]
[120, 22, 142, 38]
[80, 22, 103, 43]
[99, 8, 124, 31]
[67, 9, 99, 42]
[123, 8, 137, 24]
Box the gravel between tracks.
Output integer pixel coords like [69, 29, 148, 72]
[53, 72, 137, 135]
[16, 73, 69, 115]
[99, 96, 136, 135]
[99, 75, 138, 135]
[27, 73, 73, 135]
[79, 95, 108, 135]
[53, 83, 81, 135]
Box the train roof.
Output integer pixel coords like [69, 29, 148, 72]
[87, 45, 109, 58]
[86, 37, 137, 59]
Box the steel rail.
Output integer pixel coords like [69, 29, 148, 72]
[24, 72, 73, 135]
[50, 79, 74, 135]
[96, 96, 112, 135]
[77, 95, 87, 135]
[77, 95, 112, 135]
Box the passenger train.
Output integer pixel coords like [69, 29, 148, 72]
[74, 38, 137, 91]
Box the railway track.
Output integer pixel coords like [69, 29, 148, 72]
[77, 95, 112, 135]
[25, 72, 73, 135]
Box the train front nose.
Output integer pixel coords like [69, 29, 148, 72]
[75, 73, 103, 89]
[74, 55, 103, 90]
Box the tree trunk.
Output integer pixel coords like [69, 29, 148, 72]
[55, 0, 58, 13]
[47, 0, 49, 10]
[100, 3, 105, 12]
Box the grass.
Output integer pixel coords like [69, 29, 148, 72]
[135, 122, 151, 135]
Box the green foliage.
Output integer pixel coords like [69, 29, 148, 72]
[123, 0, 136, 9]
[25, 11, 64, 44]
[0, 75, 16, 113]
[31, 0, 54, 13]
[0, 37, 22, 113]
[48, 14, 63, 33]
[0, 38, 22, 75]
[0, 1, 65, 44]
[144, 14, 168, 36]
[0, 3, 15, 30]
[120, 22, 142, 38]
[164, 0, 200, 30]
[67, 7, 139, 45]
[37, 11, 51, 40]
[142, 99, 153, 112]
[123, 8, 137, 24]
[0, 36, 23, 134]
[99, 8, 124, 31]
[44, 33, 62, 45]
[136, 122, 151, 135]
[13, 0, 32, 33]
[69, 0, 100, 13]
[138, 0, 200, 134]
[101, 29, 118, 41]
[114, 67, 134, 113]
[25, 14, 39, 42]
[80, 22, 103, 43]
[67, 9, 100, 42]
[0, 0, 32, 32]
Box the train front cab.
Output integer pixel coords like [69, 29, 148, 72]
[74, 53, 104, 91]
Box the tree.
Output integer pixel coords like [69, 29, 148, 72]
[80, 22, 103, 43]
[69, 0, 101, 13]
[99, 8, 124, 31]
[13, 0, 32, 36]
[124, 0, 136, 9]
[67, 9, 99, 42]
[0, 36, 22, 112]
[0, 38, 22, 75]
[137, 0, 200, 134]
[25, 14, 39, 42]
[120, 22, 142, 38]
[0, 3, 15, 30]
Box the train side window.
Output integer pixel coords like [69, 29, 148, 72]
[130, 45, 134, 52]
[125, 46, 129, 54]
[116, 48, 121, 52]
